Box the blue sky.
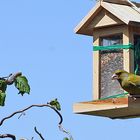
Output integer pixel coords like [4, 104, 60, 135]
[0, 0, 140, 140]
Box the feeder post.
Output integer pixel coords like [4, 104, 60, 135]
[123, 26, 134, 73]
[93, 36, 100, 100]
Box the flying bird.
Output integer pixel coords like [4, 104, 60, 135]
[112, 70, 140, 97]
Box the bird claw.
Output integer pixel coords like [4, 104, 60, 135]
[127, 94, 132, 98]
[128, 94, 137, 101]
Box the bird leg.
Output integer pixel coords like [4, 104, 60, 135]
[132, 96, 137, 101]
[128, 94, 137, 101]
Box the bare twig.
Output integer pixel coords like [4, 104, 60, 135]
[34, 127, 45, 140]
[59, 124, 73, 140]
[5, 72, 22, 85]
[0, 134, 16, 140]
[18, 112, 26, 119]
[0, 103, 73, 140]
[1, 73, 12, 79]
[0, 103, 63, 126]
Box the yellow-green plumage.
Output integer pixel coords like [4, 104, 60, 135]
[112, 70, 140, 95]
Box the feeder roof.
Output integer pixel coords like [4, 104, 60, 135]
[75, 0, 140, 36]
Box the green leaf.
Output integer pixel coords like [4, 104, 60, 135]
[56, 102, 61, 111]
[63, 137, 69, 140]
[15, 76, 30, 96]
[0, 79, 7, 92]
[49, 98, 58, 106]
[0, 92, 6, 106]
[49, 99, 61, 111]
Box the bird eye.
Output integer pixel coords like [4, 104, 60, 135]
[116, 72, 121, 75]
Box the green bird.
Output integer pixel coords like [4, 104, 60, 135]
[112, 70, 140, 96]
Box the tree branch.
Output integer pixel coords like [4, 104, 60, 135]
[0, 103, 73, 140]
[59, 125, 73, 140]
[5, 72, 22, 85]
[0, 103, 63, 126]
[34, 127, 45, 140]
[0, 134, 16, 140]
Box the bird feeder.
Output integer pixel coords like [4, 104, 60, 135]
[73, 0, 140, 119]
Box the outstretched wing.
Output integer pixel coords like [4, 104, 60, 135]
[14, 75, 30, 96]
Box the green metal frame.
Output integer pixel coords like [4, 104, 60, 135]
[93, 44, 134, 51]
[100, 92, 128, 100]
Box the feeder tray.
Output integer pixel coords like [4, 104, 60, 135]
[73, 96, 140, 119]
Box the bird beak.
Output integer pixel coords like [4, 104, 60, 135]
[112, 74, 118, 80]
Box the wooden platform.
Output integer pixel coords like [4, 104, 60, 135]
[73, 97, 140, 119]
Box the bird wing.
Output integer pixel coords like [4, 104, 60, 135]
[127, 74, 140, 88]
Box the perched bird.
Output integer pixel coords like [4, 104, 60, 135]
[112, 70, 140, 96]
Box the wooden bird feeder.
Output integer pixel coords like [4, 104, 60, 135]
[73, 0, 140, 119]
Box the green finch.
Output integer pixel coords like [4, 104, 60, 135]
[112, 70, 140, 96]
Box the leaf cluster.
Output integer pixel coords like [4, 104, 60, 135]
[0, 73, 30, 106]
